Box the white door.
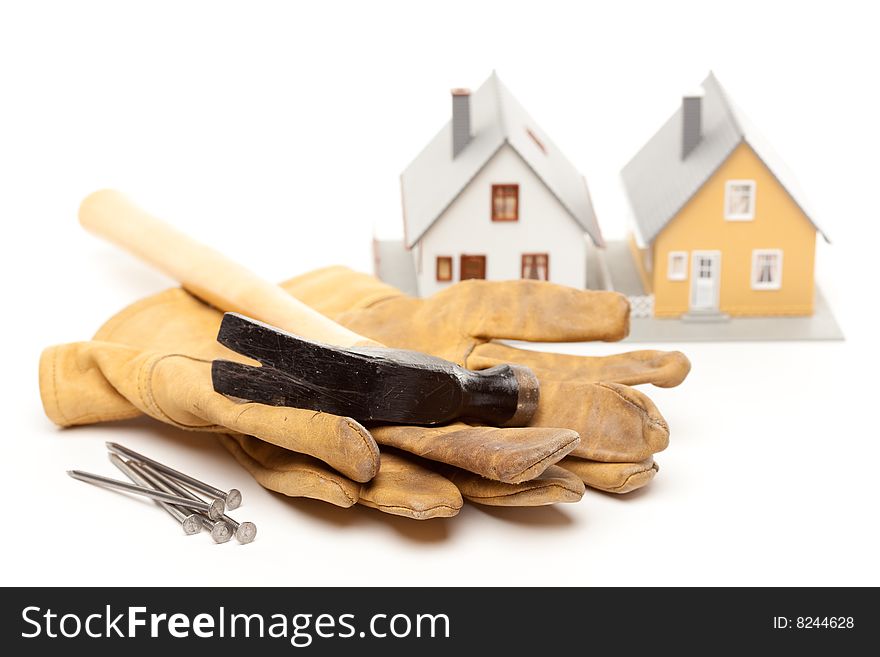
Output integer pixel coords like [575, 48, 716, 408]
[690, 251, 721, 311]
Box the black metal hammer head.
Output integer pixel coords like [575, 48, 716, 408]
[211, 313, 539, 427]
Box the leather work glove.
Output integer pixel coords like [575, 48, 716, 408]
[40, 287, 585, 519]
[283, 267, 692, 494]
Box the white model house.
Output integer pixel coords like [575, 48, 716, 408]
[393, 72, 605, 297]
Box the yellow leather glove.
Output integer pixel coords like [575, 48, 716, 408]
[284, 267, 692, 494]
[40, 287, 584, 519]
[39, 290, 381, 484]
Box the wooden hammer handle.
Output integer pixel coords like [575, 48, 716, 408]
[78, 190, 372, 348]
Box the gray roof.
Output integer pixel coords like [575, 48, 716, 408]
[401, 72, 603, 248]
[621, 72, 829, 245]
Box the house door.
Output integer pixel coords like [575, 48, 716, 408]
[690, 251, 721, 311]
[460, 254, 486, 280]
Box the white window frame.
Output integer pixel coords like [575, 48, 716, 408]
[751, 249, 783, 290]
[724, 180, 756, 221]
[667, 251, 688, 280]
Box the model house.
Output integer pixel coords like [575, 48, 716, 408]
[620, 73, 829, 319]
[395, 72, 605, 297]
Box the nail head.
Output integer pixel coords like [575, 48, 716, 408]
[226, 489, 242, 510]
[235, 521, 257, 544]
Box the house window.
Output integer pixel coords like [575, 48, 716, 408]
[725, 180, 756, 220]
[521, 253, 549, 280]
[667, 251, 687, 280]
[492, 184, 519, 221]
[751, 249, 783, 290]
[436, 256, 452, 282]
[460, 254, 486, 280]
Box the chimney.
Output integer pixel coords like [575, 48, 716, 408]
[681, 91, 703, 159]
[451, 88, 472, 158]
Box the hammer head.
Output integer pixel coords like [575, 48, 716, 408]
[211, 313, 538, 427]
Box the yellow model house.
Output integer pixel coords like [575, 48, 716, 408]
[621, 73, 829, 319]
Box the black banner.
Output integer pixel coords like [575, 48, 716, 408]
[2, 587, 871, 654]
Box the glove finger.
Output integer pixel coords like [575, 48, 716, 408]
[560, 457, 659, 494]
[434, 280, 630, 343]
[40, 342, 143, 427]
[370, 423, 580, 484]
[444, 465, 585, 507]
[357, 450, 463, 520]
[469, 342, 691, 388]
[219, 434, 360, 508]
[279, 266, 404, 319]
[152, 356, 380, 482]
[532, 380, 669, 462]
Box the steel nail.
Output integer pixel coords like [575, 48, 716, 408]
[140, 462, 257, 544]
[68, 470, 225, 520]
[130, 461, 232, 544]
[108, 454, 202, 535]
[106, 441, 241, 510]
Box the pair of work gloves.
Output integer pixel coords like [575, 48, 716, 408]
[40, 267, 690, 519]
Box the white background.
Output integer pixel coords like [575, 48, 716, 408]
[1, 0, 878, 586]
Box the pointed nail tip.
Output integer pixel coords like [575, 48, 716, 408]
[105, 441, 127, 455]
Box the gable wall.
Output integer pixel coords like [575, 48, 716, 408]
[413, 144, 588, 296]
[651, 142, 817, 316]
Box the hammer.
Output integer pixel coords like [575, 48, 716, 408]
[78, 190, 539, 427]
